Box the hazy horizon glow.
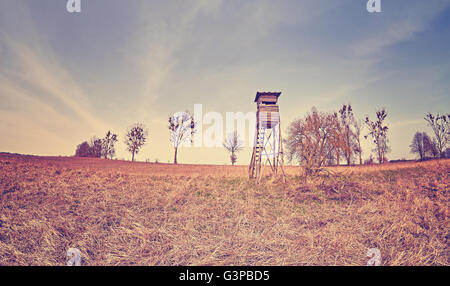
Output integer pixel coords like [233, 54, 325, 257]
[1, 0, 449, 164]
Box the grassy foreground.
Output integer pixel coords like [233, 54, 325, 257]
[0, 154, 448, 265]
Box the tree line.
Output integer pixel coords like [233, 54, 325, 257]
[284, 104, 375, 174]
[409, 113, 450, 161]
[74, 107, 448, 166]
[284, 105, 449, 174]
[75, 125, 148, 162]
[75, 113, 195, 164]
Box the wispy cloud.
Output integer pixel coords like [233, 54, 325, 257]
[0, 2, 109, 154]
[0, 0, 448, 161]
[2, 38, 105, 129]
[352, 1, 450, 56]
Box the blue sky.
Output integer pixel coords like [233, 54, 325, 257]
[0, 0, 449, 164]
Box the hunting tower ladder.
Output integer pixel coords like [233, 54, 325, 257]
[249, 92, 286, 183]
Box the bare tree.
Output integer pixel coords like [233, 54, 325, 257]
[338, 104, 358, 166]
[325, 145, 337, 166]
[423, 133, 434, 159]
[168, 111, 196, 164]
[364, 155, 375, 165]
[353, 119, 363, 165]
[285, 108, 340, 174]
[75, 132, 118, 159]
[329, 114, 343, 166]
[410, 132, 432, 161]
[365, 108, 390, 164]
[429, 138, 440, 158]
[89, 136, 103, 158]
[124, 123, 148, 162]
[101, 131, 118, 159]
[223, 131, 244, 165]
[424, 113, 449, 158]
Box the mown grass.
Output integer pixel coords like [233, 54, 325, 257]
[0, 154, 448, 265]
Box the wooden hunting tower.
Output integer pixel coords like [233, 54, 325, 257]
[249, 92, 286, 183]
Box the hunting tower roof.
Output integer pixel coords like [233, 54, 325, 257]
[254, 92, 281, 103]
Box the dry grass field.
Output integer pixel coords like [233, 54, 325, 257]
[0, 153, 448, 265]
